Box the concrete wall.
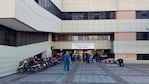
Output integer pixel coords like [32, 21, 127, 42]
[15, 0, 61, 32]
[114, 32, 136, 61]
[0, 0, 61, 32]
[115, 32, 136, 41]
[0, 41, 51, 77]
[52, 41, 112, 49]
[115, 54, 136, 60]
[113, 54, 149, 64]
[116, 11, 136, 19]
[61, 20, 149, 33]
[0, 0, 15, 18]
[62, 0, 149, 12]
[114, 41, 149, 54]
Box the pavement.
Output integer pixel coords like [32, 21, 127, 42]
[1, 62, 149, 84]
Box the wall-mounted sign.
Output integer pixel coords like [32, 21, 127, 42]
[72, 43, 94, 49]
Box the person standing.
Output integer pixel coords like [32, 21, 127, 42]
[95, 52, 100, 62]
[86, 53, 90, 63]
[63, 51, 71, 73]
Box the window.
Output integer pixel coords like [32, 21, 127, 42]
[137, 54, 149, 60]
[72, 13, 85, 20]
[37, 0, 63, 19]
[88, 12, 100, 19]
[63, 12, 116, 20]
[52, 34, 113, 41]
[63, 13, 72, 20]
[0, 26, 16, 46]
[136, 11, 149, 19]
[36, 0, 116, 20]
[137, 32, 149, 40]
[0, 25, 48, 46]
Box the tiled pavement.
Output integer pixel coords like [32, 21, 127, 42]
[1, 62, 149, 84]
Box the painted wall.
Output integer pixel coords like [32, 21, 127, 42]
[115, 54, 136, 60]
[62, 20, 149, 33]
[0, 0, 61, 32]
[115, 54, 149, 64]
[0, 0, 15, 18]
[114, 41, 149, 54]
[62, 0, 149, 12]
[0, 41, 51, 77]
[115, 32, 136, 41]
[52, 41, 112, 49]
[15, 0, 61, 32]
[116, 11, 136, 19]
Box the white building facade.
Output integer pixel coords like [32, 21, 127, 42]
[0, 0, 149, 77]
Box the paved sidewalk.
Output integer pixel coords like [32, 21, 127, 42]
[1, 62, 149, 84]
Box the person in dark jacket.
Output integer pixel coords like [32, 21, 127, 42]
[86, 53, 90, 63]
[117, 58, 124, 67]
[93, 52, 100, 62]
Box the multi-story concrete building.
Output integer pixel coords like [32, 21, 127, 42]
[0, 0, 149, 77]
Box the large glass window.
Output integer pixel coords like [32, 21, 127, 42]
[72, 13, 85, 20]
[137, 32, 149, 40]
[16, 32, 48, 46]
[36, 0, 116, 20]
[35, 0, 116, 20]
[0, 25, 48, 46]
[137, 54, 149, 60]
[136, 11, 149, 19]
[63, 13, 72, 20]
[37, 0, 63, 19]
[63, 12, 115, 20]
[88, 12, 100, 19]
[0, 26, 16, 46]
[52, 34, 113, 41]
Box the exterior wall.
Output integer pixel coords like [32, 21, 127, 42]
[15, 0, 61, 32]
[115, 32, 136, 41]
[0, 0, 15, 18]
[116, 11, 136, 19]
[115, 54, 149, 64]
[0, 41, 51, 77]
[115, 54, 136, 60]
[51, 0, 62, 10]
[62, 0, 116, 12]
[0, 0, 149, 78]
[62, 20, 149, 33]
[62, 0, 149, 12]
[136, 0, 149, 10]
[52, 41, 112, 49]
[0, 0, 61, 32]
[114, 41, 149, 54]
[115, 10, 138, 61]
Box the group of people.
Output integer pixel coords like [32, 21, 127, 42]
[82, 52, 101, 63]
[62, 51, 124, 74]
[62, 51, 101, 74]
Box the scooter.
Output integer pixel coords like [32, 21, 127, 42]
[18, 60, 30, 73]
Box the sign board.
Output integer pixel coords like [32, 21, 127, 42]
[72, 43, 94, 49]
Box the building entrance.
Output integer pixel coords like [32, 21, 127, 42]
[52, 49, 114, 63]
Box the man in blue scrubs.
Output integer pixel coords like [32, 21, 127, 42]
[63, 51, 71, 73]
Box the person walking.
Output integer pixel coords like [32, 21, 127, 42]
[63, 51, 71, 74]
